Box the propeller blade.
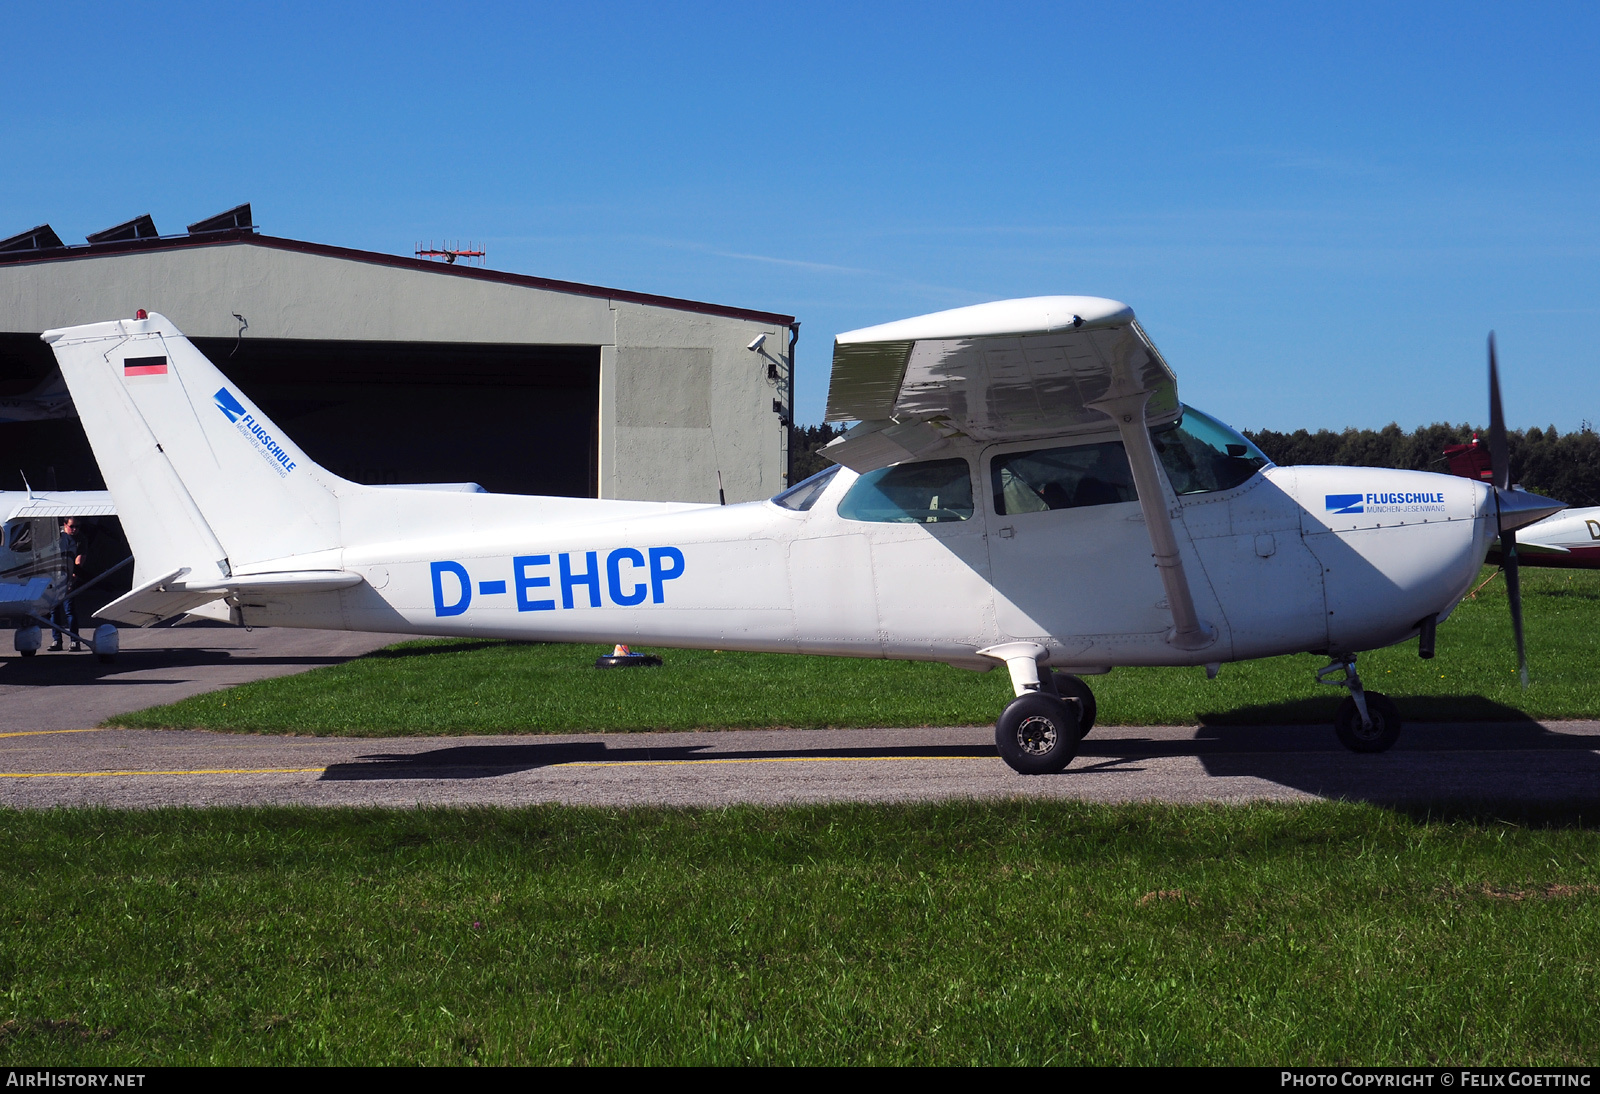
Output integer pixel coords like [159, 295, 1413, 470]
[1487, 332, 1509, 492]
[1503, 525, 1529, 689]
[1486, 332, 1530, 689]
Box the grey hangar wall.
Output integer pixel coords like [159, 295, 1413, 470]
[0, 228, 796, 503]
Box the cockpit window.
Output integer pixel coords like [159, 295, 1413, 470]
[771, 465, 840, 511]
[1153, 405, 1271, 495]
[991, 441, 1138, 515]
[837, 458, 974, 523]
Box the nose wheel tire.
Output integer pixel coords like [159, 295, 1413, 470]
[1334, 691, 1402, 753]
[995, 692, 1082, 775]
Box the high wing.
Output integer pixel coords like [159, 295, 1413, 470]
[0, 489, 115, 521]
[822, 296, 1178, 473]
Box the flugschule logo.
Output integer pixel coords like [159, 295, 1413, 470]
[212, 387, 296, 476]
[1326, 491, 1448, 517]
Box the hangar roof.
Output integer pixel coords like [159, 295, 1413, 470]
[0, 226, 795, 327]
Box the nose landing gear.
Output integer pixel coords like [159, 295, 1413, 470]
[1317, 653, 1402, 753]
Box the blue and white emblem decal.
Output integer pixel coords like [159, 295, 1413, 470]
[1325, 493, 1364, 514]
[214, 387, 297, 477]
[214, 387, 247, 423]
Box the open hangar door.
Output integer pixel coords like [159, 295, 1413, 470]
[0, 335, 601, 498]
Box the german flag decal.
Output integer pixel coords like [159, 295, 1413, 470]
[124, 356, 168, 377]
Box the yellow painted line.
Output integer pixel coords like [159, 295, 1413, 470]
[0, 767, 327, 779]
[0, 728, 113, 739]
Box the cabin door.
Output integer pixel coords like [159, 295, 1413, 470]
[982, 439, 1170, 641]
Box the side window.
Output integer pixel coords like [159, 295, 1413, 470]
[6, 521, 31, 552]
[29, 519, 59, 564]
[771, 465, 839, 512]
[837, 458, 974, 523]
[991, 441, 1138, 515]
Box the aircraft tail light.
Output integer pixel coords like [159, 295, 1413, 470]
[135, 309, 147, 319]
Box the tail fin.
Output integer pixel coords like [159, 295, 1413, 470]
[43, 313, 345, 587]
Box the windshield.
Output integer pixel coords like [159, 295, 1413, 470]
[1153, 406, 1271, 495]
[771, 465, 840, 511]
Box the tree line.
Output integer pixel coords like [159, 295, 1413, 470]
[791, 421, 1600, 507]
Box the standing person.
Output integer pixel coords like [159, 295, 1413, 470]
[49, 517, 84, 651]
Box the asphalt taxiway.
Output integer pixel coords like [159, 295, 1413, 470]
[4, 721, 1599, 809]
[2, 622, 1596, 809]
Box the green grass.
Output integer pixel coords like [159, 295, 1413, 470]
[109, 567, 1600, 735]
[2, 802, 1597, 1065]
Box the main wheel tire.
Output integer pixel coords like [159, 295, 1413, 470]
[995, 692, 1082, 775]
[1051, 673, 1097, 735]
[18, 649, 34, 658]
[1334, 691, 1402, 753]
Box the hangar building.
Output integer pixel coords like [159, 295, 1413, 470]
[0, 205, 797, 503]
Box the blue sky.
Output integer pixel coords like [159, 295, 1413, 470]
[4, 1, 1596, 432]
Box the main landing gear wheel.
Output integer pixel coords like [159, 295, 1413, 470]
[1334, 691, 1402, 753]
[995, 691, 1082, 775]
[1042, 669, 1097, 735]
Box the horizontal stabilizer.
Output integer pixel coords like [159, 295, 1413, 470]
[373, 482, 487, 493]
[98, 567, 364, 626]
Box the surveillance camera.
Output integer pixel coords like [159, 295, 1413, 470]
[747, 333, 768, 352]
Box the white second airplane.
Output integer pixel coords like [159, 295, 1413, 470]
[0, 489, 126, 659]
[42, 299, 1561, 772]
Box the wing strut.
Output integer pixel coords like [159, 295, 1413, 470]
[1087, 389, 1215, 652]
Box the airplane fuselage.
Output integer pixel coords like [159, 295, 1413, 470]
[197, 447, 1496, 673]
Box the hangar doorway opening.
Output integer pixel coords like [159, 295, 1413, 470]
[0, 335, 601, 497]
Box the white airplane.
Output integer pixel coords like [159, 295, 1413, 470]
[41, 302, 1561, 772]
[1496, 508, 1600, 567]
[0, 489, 126, 659]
